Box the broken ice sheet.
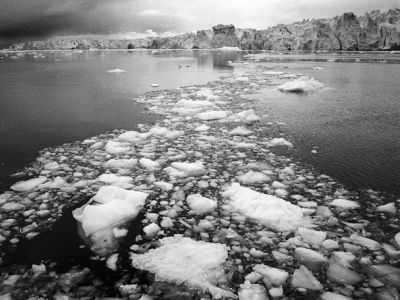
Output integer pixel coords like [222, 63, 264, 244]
[131, 235, 237, 299]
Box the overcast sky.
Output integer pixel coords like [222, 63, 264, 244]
[0, 0, 398, 45]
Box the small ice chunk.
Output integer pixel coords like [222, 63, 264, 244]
[238, 282, 267, 300]
[236, 109, 260, 123]
[10, 177, 47, 192]
[150, 83, 159, 87]
[31, 263, 46, 274]
[106, 253, 119, 270]
[1, 202, 24, 211]
[320, 292, 352, 300]
[73, 186, 147, 236]
[395, 232, 400, 248]
[196, 110, 228, 121]
[148, 126, 184, 139]
[253, 264, 289, 286]
[291, 265, 323, 290]
[294, 247, 327, 271]
[186, 194, 217, 214]
[238, 171, 270, 184]
[139, 158, 160, 172]
[154, 181, 173, 191]
[235, 76, 249, 82]
[229, 126, 253, 136]
[350, 234, 381, 251]
[222, 183, 307, 232]
[97, 174, 133, 186]
[332, 251, 356, 268]
[118, 131, 149, 143]
[195, 89, 220, 100]
[43, 161, 60, 170]
[298, 228, 326, 245]
[175, 99, 216, 108]
[104, 159, 138, 169]
[376, 202, 397, 214]
[194, 124, 210, 132]
[130, 235, 236, 298]
[165, 161, 204, 178]
[268, 138, 293, 148]
[113, 227, 128, 238]
[327, 262, 363, 285]
[143, 223, 161, 237]
[105, 141, 130, 154]
[278, 76, 324, 93]
[107, 68, 126, 73]
[330, 199, 360, 209]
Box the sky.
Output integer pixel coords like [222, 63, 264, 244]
[0, 0, 398, 46]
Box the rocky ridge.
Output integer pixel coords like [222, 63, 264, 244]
[9, 9, 400, 51]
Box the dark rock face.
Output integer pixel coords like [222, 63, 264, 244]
[8, 9, 400, 51]
[211, 24, 239, 48]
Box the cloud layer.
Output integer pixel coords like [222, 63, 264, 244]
[0, 0, 398, 43]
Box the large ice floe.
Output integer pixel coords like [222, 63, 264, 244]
[131, 235, 237, 298]
[73, 186, 148, 255]
[222, 183, 308, 231]
[277, 76, 324, 93]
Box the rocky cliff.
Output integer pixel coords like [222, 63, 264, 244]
[9, 9, 400, 51]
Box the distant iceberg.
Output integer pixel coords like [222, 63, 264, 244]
[277, 76, 324, 93]
[107, 68, 127, 73]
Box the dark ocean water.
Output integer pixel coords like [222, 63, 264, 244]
[0, 50, 236, 191]
[0, 50, 399, 197]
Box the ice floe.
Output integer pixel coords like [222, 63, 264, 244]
[130, 235, 236, 298]
[107, 68, 127, 73]
[277, 76, 324, 93]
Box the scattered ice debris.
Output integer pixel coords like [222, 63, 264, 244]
[104, 158, 138, 169]
[222, 183, 307, 232]
[130, 235, 236, 298]
[194, 124, 210, 132]
[195, 88, 220, 100]
[277, 76, 324, 93]
[329, 198, 360, 209]
[107, 68, 126, 73]
[105, 140, 130, 154]
[186, 194, 217, 214]
[139, 158, 161, 172]
[268, 138, 293, 148]
[10, 177, 47, 192]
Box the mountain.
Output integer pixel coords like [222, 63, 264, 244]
[9, 9, 400, 51]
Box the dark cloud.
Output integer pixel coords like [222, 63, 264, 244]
[0, 0, 398, 46]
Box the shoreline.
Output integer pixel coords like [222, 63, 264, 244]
[0, 59, 399, 299]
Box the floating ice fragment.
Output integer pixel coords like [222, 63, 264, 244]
[194, 124, 210, 132]
[73, 186, 147, 237]
[175, 99, 215, 108]
[330, 199, 360, 209]
[236, 109, 260, 123]
[186, 194, 217, 214]
[268, 138, 293, 148]
[195, 89, 220, 100]
[196, 110, 228, 121]
[222, 183, 307, 232]
[97, 174, 133, 186]
[139, 158, 160, 172]
[164, 161, 205, 178]
[298, 227, 326, 245]
[253, 264, 289, 286]
[235, 76, 249, 82]
[10, 177, 47, 192]
[150, 83, 159, 87]
[238, 281, 267, 300]
[130, 235, 236, 299]
[107, 68, 126, 73]
[104, 159, 138, 170]
[106, 253, 119, 271]
[294, 247, 327, 271]
[326, 262, 363, 285]
[395, 232, 400, 248]
[277, 76, 324, 93]
[238, 171, 270, 184]
[143, 223, 161, 237]
[153, 181, 173, 191]
[350, 234, 381, 251]
[148, 126, 184, 139]
[105, 141, 130, 154]
[320, 292, 353, 300]
[1, 202, 24, 211]
[229, 126, 253, 136]
[376, 202, 397, 214]
[291, 265, 323, 290]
